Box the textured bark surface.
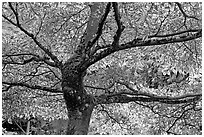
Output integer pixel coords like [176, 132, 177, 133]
[61, 55, 94, 135]
[59, 3, 108, 134]
[66, 104, 94, 135]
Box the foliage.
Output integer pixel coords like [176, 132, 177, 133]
[2, 2, 202, 135]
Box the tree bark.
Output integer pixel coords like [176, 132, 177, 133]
[61, 56, 94, 135]
[59, 3, 108, 134]
[66, 103, 94, 135]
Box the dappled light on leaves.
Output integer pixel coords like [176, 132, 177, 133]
[2, 2, 201, 135]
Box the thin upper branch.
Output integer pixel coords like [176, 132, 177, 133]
[112, 2, 125, 48]
[175, 2, 200, 21]
[87, 3, 112, 56]
[87, 2, 125, 59]
[92, 3, 111, 44]
[153, 12, 170, 37]
[8, 2, 20, 25]
[3, 2, 62, 68]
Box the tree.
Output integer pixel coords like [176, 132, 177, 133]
[2, 2, 202, 135]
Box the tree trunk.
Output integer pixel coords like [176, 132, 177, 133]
[59, 3, 106, 134]
[66, 103, 94, 134]
[61, 56, 94, 135]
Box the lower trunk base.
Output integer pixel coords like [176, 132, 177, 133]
[66, 104, 94, 135]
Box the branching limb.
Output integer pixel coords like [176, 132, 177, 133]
[86, 2, 125, 59]
[59, 7, 88, 33]
[3, 53, 56, 67]
[166, 104, 194, 134]
[150, 29, 200, 38]
[8, 2, 20, 26]
[83, 28, 201, 68]
[98, 105, 130, 130]
[175, 2, 200, 31]
[87, 3, 112, 56]
[153, 11, 170, 37]
[111, 2, 125, 49]
[92, 2, 111, 44]
[3, 81, 62, 93]
[2, 85, 13, 92]
[95, 88, 201, 105]
[175, 2, 200, 21]
[75, 3, 111, 57]
[2, 2, 61, 68]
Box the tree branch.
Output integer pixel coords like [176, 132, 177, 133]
[111, 2, 125, 49]
[92, 3, 111, 43]
[85, 2, 125, 60]
[3, 2, 62, 68]
[166, 104, 195, 134]
[95, 90, 201, 105]
[3, 81, 62, 93]
[83, 29, 201, 69]
[75, 3, 111, 57]
[8, 2, 20, 25]
[175, 2, 200, 21]
[3, 53, 56, 67]
[86, 3, 112, 56]
[149, 29, 200, 38]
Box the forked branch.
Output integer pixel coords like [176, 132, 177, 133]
[3, 2, 61, 68]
